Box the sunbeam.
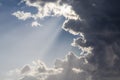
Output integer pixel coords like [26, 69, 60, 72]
[1, 0, 120, 80]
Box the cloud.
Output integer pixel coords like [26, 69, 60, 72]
[13, 0, 79, 26]
[12, 0, 120, 80]
[7, 52, 96, 80]
[61, 0, 120, 79]
[21, 65, 31, 74]
[31, 21, 41, 27]
[12, 11, 32, 20]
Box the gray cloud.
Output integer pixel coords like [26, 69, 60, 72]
[61, 0, 120, 79]
[21, 65, 31, 74]
[20, 76, 38, 80]
[12, 0, 120, 80]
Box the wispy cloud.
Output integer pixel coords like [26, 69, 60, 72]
[12, 0, 79, 27]
[12, 11, 32, 20]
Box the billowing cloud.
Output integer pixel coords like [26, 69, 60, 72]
[12, 0, 120, 80]
[7, 52, 96, 80]
[61, 0, 120, 79]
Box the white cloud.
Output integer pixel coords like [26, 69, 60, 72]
[62, 20, 82, 35]
[13, 0, 80, 22]
[12, 11, 32, 20]
[71, 37, 93, 54]
[7, 52, 96, 80]
[31, 21, 41, 27]
[13, 0, 80, 27]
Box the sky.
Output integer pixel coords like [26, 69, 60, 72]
[0, 0, 80, 79]
[0, 0, 120, 80]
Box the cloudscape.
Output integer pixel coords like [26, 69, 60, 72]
[0, 0, 120, 80]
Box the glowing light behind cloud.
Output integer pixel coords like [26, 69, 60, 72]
[11, 0, 81, 65]
[0, 16, 64, 79]
[14, 16, 63, 60]
[1, 0, 120, 80]
[12, 0, 80, 27]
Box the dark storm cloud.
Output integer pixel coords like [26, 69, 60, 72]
[62, 0, 120, 79]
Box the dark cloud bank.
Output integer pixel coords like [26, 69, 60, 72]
[13, 0, 120, 80]
[63, 0, 120, 79]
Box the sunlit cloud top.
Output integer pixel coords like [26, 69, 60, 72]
[12, 0, 80, 27]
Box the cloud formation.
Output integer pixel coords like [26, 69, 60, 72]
[7, 52, 96, 80]
[13, 11, 32, 20]
[61, 0, 120, 79]
[12, 0, 79, 26]
[12, 0, 120, 80]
